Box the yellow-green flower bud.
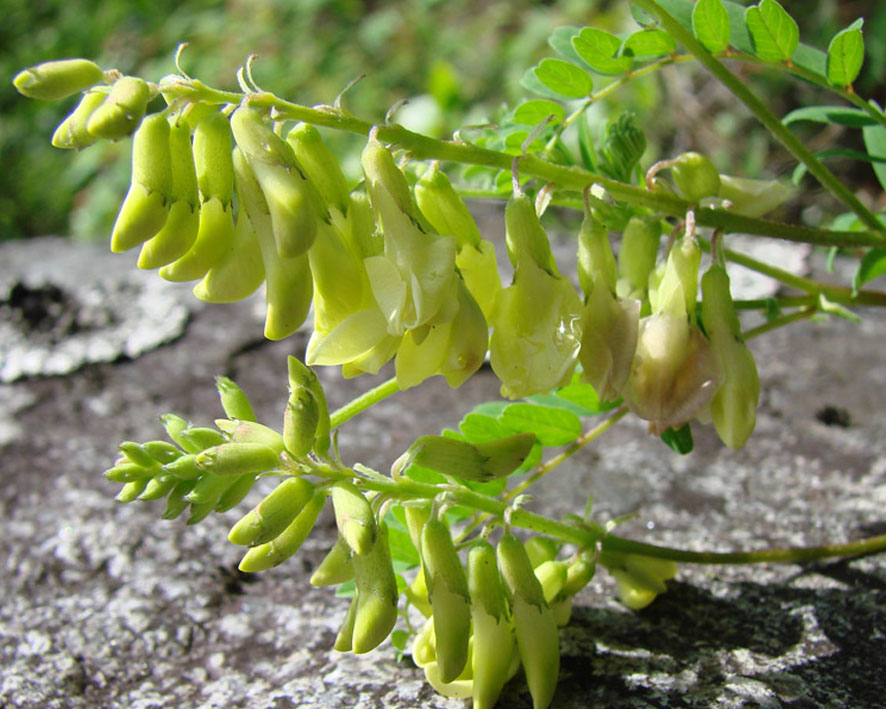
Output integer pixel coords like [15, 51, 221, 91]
[249, 157, 321, 258]
[193, 110, 234, 206]
[415, 163, 483, 250]
[233, 147, 313, 340]
[159, 197, 236, 282]
[670, 151, 721, 203]
[176, 426, 225, 451]
[601, 551, 678, 610]
[217, 419, 285, 454]
[103, 462, 152, 483]
[118, 441, 162, 471]
[141, 440, 182, 464]
[701, 264, 759, 448]
[533, 560, 568, 604]
[192, 207, 265, 303]
[138, 474, 177, 501]
[310, 537, 355, 587]
[617, 216, 661, 300]
[214, 376, 257, 423]
[287, 122, 351, 215]
[115, 479, 149, 503]
[286, 356, 331, 457]
[421, 518, 471, 683]
[161, 453, 202, 480]
[577, 212, 617, 297]
[52, 90, 106, 149]
[497, 532, 560, 709]
[331, 481, 376, 555]
[213, 473, 257, 512]
[185, 472, 239, 506]
[334, 593, 359, 652]
[162, 479, 196, 520]
[110, 113, 172, 253]
[468, 540, 518, 709]
[524, 536, 559, 569]
[138, 119, 200, 269]
[238, 491, 326, 572]
[228, 476, 315, 546]
[14, 58, 104, 101]
[194, 442, 280, 477]
[283, 390, 320, 459]
[229, 105, 296, 167]
[86, 76, 150, 140]
[505, 192, 557, 274]
[351, 522, 399, 654]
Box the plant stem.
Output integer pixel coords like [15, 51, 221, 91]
[329, 376, 400, 429]
[742, 307, 817, 340]
[632, 0, 886, 235]
[506, 405, 629, 501]
[601, 532, 886, 565]
[167, 80, 886, 247]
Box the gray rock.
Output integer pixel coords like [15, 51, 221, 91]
[0, 234, 883, 708]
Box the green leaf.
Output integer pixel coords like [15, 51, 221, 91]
[391, 629, 409, 653]
[863, 121, 886, 193]
[512, 100, 566, 126]
[621, 29, 677, 58]
[459, 412, 509, 442]
[745, 0, 798, 62]
[629, 3, 657, 28]
[791, 148, 886, 185]
[782, 105, 877, 128]
[497, 403, 583, 447]
[532, 58, 593, 99]
[547, 26, 584, 65]
[660, 423, 693, 454]
[386, 524, 420, 566]
[573, 28, 633, 75]
[556, 379, 615, 415]
[853, 248, 886, 293]
[692, 0, 731, 54]
[520, 66, 568, 100]
[827, 19, 864, 88]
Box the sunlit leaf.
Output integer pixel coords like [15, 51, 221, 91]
[621, 29, 676, 58]
[498, 403, 583, 446]
[826, 19, 864, 88]
[512, 99, 566, 126]
[573, 28, 633, 75]
[532, 58, 593, 98]
[863, 121, 886, 192]
[853, 248, 886, 294]
[692, 0, 731, 54]
[547, 26, 584, 65]
[745, 0, 798, 62]
[782, 105, 877, 128]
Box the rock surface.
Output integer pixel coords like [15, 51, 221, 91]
[1, 233, 884, 708]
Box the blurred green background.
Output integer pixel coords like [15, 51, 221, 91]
[2, 0, 883, 241]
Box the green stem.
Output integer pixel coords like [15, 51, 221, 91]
[346, 463, 886, 565]
[632, 0, 885, 235]
[167, 81, 885, 247]
[742, 307, 817, 340]
[506, 405, 629, 501]
[329, 376, 400, 429]
[602, 532, 886, 565]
